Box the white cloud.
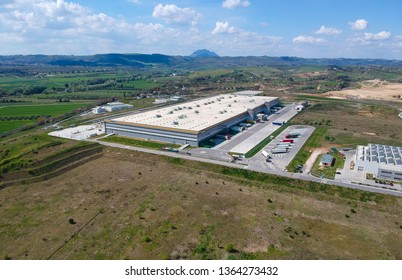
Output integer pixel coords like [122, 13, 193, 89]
[349, 19, 368, 31]
[364, 31, 391, 41]
[293, 35, 325, 44]
[222, 0, 250, 9]
[315, 25, 342, 35]
[152, 3, 202, 25]
[0, 0, 282, 56]
[212, 21, 236, 34]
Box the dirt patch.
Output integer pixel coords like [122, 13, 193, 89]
[295, 72, 327, 79]
[324, 80, 402, 102]
[357, 111, 385, 118]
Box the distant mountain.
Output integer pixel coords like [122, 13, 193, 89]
[190, 49, 219, 58]
[1, 53, 402, 69]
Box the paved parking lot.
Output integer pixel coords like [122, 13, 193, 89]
[259, 125, 315, 170]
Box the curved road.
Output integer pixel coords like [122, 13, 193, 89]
[92, 139, 402, 197]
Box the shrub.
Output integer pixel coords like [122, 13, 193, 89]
[142, 236, 151, 243]
[224, 243, 235, 253]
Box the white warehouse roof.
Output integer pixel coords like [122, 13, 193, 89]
[108, 93, 278, 133]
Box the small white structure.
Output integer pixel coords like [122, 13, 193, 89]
[295, 105, 305, 112]
[92, 106, 106, 114]
[103, 102, 133, 112]
[170, 96, 184, 102]
[153, 98, 169, 104]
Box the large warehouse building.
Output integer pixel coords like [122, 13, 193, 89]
[104, 91, 280, 146]
[355, 144, 402, 182]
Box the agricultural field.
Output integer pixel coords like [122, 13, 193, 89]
[0, 103, 90, 117]
[0, 102, 92, 134]
[0, 147, 401, 260]
[0, 120, 35, 134]
[120, 80, 162, 90]
[0, 71, 127, 91]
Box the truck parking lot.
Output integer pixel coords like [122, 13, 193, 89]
[252, 125, 315, 171]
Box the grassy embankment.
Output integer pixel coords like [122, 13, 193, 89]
[0, 132, 102, 187]
[101, 135, 181, 150]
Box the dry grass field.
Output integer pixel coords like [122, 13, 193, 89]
[292, 101, 402, 147]
[0, 148, 401, 260]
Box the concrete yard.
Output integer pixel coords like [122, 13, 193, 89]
[216, 104, 299, 154]
[49, 124, 104, 140]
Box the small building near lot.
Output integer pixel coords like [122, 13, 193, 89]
[92, 106, 106, 114]
[320, 154, 334, 166]
[103, 102, 133, 112]
[92, 102, 134, 114]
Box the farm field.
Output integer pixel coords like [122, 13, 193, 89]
[0, 72, 127, 91]
[0, 120, 35, 134]
[0, 102, 93, 134]
[0, 103, 90, 117]
[0, 148, 401, 260]
[120, 80, 161, 90]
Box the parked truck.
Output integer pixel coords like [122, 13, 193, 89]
[282, 139, 294, 143]
[215, 134, 231, 140]
[239, 122, 251, 128]
[272, 121, 285, 126]
[261, 150, 269, 158]
[230, 126, 244, 132]
[285, 133, 300, 139]
[271, 148, 288, 154]
[276, 144, 291, 149]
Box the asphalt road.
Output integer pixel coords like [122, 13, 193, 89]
[92, 139, 402, 197]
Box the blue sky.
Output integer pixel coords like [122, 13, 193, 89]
[0, 0, 401, 59]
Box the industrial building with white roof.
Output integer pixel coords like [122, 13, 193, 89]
[104, 91, 280, 146]
[355, 144, 402, 182]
